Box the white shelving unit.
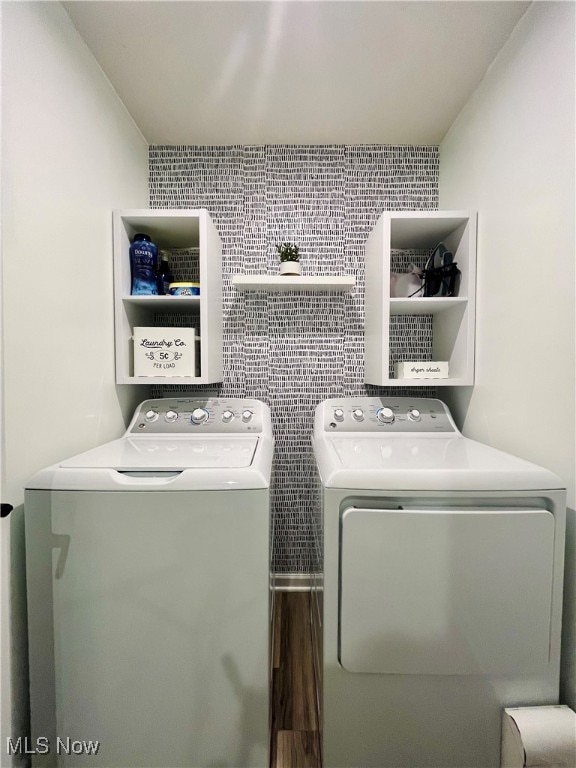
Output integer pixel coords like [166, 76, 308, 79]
[364, 210, 477, 386]
[113, 209, 223, 385]
[232, 275, 355, 292]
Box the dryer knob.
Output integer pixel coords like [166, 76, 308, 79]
[242, 410, 253, 422]
[191, 408, 209, 425]
[352, 408, 364, 421]
[334, 408, 345, 422]
[222, 410, 234, 423]
[408, 408, 421, 422]
[145, 409, 159, 422]
[165, 410, 178, 423]
[377, 407, 395, 424]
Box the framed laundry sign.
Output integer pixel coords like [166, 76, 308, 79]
[133, 327, 196, 377]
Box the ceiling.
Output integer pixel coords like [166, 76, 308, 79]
[63, 0, 530, 146]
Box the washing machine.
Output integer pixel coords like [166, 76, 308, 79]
[312, 396, 566, 768]
[25, 397, 273, 768]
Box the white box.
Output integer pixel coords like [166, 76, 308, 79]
[133, 327, 196, 377]
[395, 361, 449, 379]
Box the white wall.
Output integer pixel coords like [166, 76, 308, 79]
[439, 1, 575, 706]
[1, 2, 149, 762]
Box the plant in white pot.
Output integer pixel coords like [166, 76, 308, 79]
[276, 242, 301, 276]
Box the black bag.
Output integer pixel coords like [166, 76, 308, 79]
[422, 243, 461, 297]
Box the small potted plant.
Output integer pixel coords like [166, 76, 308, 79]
[276, 242, 301, 276]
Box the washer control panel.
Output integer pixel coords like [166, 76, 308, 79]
[320, 397, 457, 433]
[129, 398, 266, 434]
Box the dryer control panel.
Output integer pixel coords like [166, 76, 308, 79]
[128, 398, 268, 434]
[318, 397, 458, 433]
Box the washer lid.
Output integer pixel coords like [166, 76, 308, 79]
[314, 435, 564, 491]
[59, 436, 259, 470]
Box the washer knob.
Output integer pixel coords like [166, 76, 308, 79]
[242, 409, 253, 422]
[222, 410, 234, 423]
[334, 408, 345, 422]
[191, 408, 209, 425]
[352, 408, 364, 421]
[145, 409, 159, 422]
[165, 410, 178, 423]
[377, 407, 395, 424]
[407, 408, 421, 422]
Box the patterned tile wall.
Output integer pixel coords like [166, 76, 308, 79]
[149, 145, 439, 573]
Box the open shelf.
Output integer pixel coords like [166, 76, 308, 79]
[123, 296, 201, 312]
[232, 275, 355, 292]
[389, 297, 467, 315]
[117, 213, 200, 248]
[364, 210, 477, 386]
[113, 209, 223, 385]
[391, 377, 472, 387]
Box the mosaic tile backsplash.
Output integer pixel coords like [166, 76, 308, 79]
[149, 144, 439, 573]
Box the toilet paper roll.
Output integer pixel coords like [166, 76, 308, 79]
[501, 706, 576, 768]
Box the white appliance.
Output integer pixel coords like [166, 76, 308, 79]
[312, 397, 565, 768]
[25, 397, 273, 768]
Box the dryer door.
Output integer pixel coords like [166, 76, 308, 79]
[339, 506, 555, 675]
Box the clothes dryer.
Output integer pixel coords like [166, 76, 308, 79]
[313, 397, 565, 768]
[25, 397, 273, 768]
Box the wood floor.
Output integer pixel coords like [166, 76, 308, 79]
[271, 591, 321, 768]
